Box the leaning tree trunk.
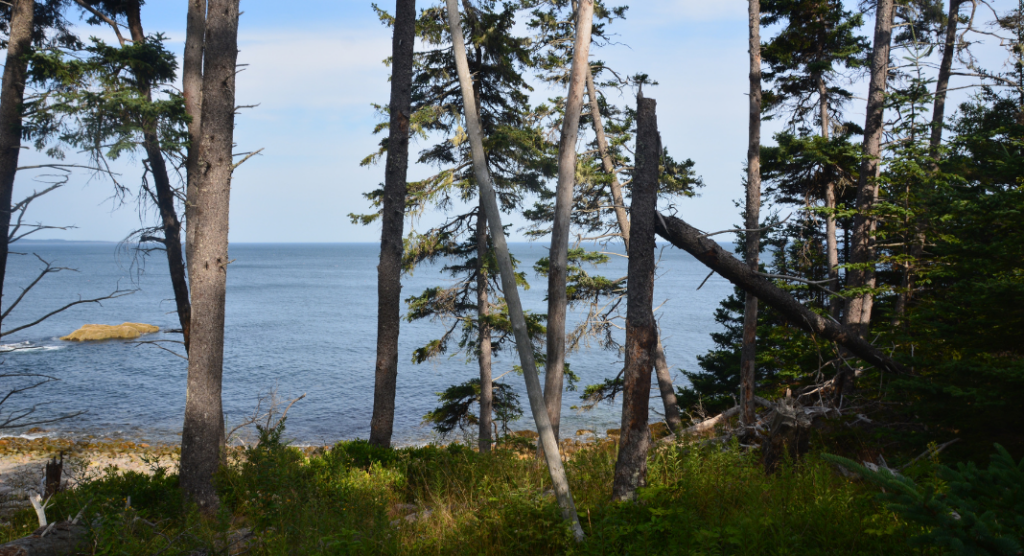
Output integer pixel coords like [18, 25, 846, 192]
[476, 203, 493, 453]
[544, 0, 593, 442]
[611, 96, 659, 502]
[369, 0, 416, 449]
[183, 0, 205, 274]
[654, 212, 908, 376]
[179, 0, 240, 512]
[585, 65, 681, 434]
[444, 0, 584, 540]
[125, 0, 192, 353]
[844, 0, 894, 342]
[740, 0, 762, 426]
[0, 0, 34, 335]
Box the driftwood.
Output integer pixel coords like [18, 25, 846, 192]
[0, 502, 88, 556]
[762, 397, 813, 472]
[653, 213, 908, 375]
[669, 397, 773, 439]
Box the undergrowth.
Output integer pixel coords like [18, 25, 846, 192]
[1, 423, 927, 555]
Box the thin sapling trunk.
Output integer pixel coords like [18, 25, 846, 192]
[740, 0, 762, 425]
[544, 0, 594, 441]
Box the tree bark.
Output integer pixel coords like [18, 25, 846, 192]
[183, 0, 205, 276]
[476, 204, 493, 453]
[740, 0, 762, 426]
[844, 0, 894, 340]
[653, 212, 908, 376]
[369, 0, 416, 449]
[611, 96, 659, 502]
[929, 0, 964, 157]
[585, 65, 681, 432]
[544, 0, 593, 442]
[179, 0, 240, 512]
[125, 0, 192, 353]
[444, 0, 584, 540]
[0, 0, 34, 336]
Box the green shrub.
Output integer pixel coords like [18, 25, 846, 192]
[824, 444, 1024, 555]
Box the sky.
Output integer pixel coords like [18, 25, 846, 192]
[11, 0, 1018, 243]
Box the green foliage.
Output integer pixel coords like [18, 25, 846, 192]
[824, 445, 1024, 556]
[24, 34, 189, 164]
[422, 378, 523, 438]
[0, 415, 929, 556]
[761, 0, 869, 129]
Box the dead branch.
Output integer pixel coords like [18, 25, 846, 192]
[3, 287, 136, 337]
[72, 0, 128, 46]
[898, 438, 960, 470]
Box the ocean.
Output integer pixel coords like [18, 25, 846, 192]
[0, 241, 734, 446]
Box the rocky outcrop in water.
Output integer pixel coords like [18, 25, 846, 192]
[59, 323, 159, 342]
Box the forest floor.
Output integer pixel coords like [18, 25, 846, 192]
[0, 422, 937, 556]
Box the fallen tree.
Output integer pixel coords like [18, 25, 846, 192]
[653, 212, 908, 376]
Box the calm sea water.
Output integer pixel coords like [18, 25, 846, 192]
[0, 241, 733, 445]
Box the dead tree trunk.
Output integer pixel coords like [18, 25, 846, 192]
[652, 332, 683, 433]
[183, 0, 205, 276]
[444, 0, 584, 540]
[179, 0, 240, 513]
[476, 204, 493, 453]
[740, 0, 762, 426]
[844, 0, 894, 340]
[0, 0, 34, 334]
[611, 96, 659, 502]
[544, 0, 594, 442]
[585, 65, 681, 433]
[369, 0, 416, 449]
[819, 75, 842, 320]
[654, 212, 908, 376]
[929, 0, 965, 158]
[125, 0, 192, 353]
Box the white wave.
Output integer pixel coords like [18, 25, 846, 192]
[0, 342, 64, 353]
[0, 432, 53, 440]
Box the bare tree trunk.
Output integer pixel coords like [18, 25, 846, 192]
[544, 0, 594, 442]
[369, 0, 416, 449]
[585, 68, 629, 247]
[740, 0, 762, 426]
[930, 0, 964, 157]
[476, 204, 493, 453]
[819, 76, 842, 320]
[183, 0, 205, 276]
[654, 212, 908, 376]
[844, 0, 894, 341]
[611, 96, 659, 502]
[586, 65, 680, 432]
[179, 0, 240, 512]
[124, 1, 192, 353]
[444, 0, 584, 540]
[653, 333, 683, 433]
[0, 0, 34, 335]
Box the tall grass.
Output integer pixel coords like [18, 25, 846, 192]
[1, 425, 926, 555]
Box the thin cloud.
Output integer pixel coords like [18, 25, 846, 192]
[236, 29, 391, 113]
